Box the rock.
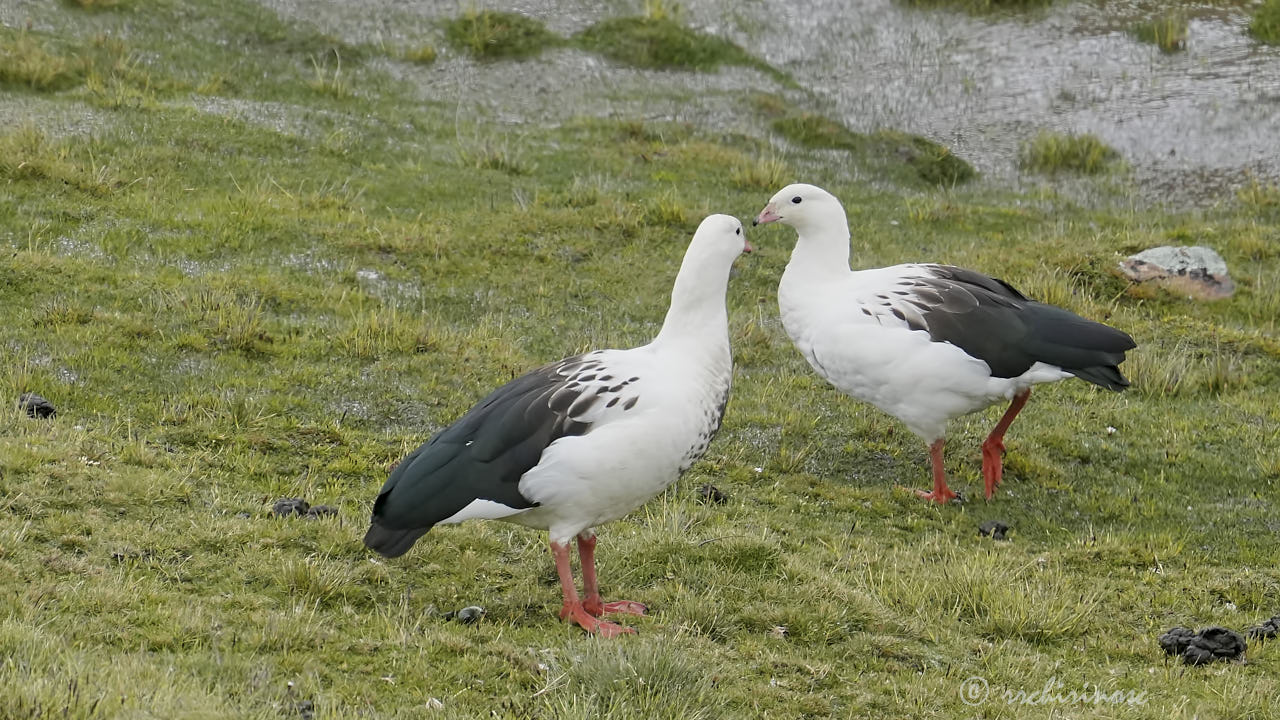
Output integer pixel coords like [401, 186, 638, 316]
[1247, 615, 1280, 641]
[272, 498, 310, 517]
[1119, 246, 1235, 300]
[696, 483, 727, 504]
[978, 520, 1009, 540]
[18, 392, 56, 418]
[1159, 626, 1246, 664]
[305, 505, 338, 519]
[1181, 627, 1246, 665]
[456, 606, 485, 624]
[1159, 626, 1196, 655]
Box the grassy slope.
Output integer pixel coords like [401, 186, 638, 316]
[2, 2, 1279, 718]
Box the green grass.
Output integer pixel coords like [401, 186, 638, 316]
[574, 16, 771, 76]
[1132, 12, 1189, 52]
[2, 1, 1279, 718]
[1251, 0, 1280, 45]
[765, 103, 975, 186]
[444, 10, 561, 60]
[1020, 131, 1121, 175]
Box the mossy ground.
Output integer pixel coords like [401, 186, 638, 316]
[1251, 0, 1280, 45]
[1132, 12, 1189, 53]
[1020, 131, 1122, 175]
[763, 100, 975, 187]
[3, 2, 1280, 719]
[443, 10, 560, 61]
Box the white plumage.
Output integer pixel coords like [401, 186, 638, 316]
[756, 183, 1134, 503]
[365, 213, 750, 636]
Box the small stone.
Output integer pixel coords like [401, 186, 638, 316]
[978, 520, 1009, 541]
[305, 505, 338, 519]
[696, 483, 727, 505]
[272, 498, 310, 517]
[292, 700, 315, 720]
[768, 625, 788, 639]
[1120, 246, 1235, 300]
[456, 606, 485, 624]
[18, 392, 56, 418]
[1247, 615, 1280, 641]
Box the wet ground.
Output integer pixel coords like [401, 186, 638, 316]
[6, 0, 1278, 203]
[251, 0, 1280, 204]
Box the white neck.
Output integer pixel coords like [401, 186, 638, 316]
[652, 247, 732, 354]
[783, 210, 852, 282]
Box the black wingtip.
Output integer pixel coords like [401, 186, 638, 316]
[363, 521, 430, 558]
[1068, 365, 1131, 392]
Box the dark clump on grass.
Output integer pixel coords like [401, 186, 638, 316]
[1251, 0, 1280, 45]
[1132, 12, 1188, 52]
[444, 10, 560, 60]
[1019, 131, 1120, 175]
[768, 106, 975, 186]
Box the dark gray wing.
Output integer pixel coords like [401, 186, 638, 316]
[879, 264, 1136, 388]
[364, 352, 612, 558]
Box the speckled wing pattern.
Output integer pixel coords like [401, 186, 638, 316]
[855, 264, 1134, 386]
[363, 350, 643, 557]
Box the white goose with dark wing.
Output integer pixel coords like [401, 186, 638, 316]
[755, 183, 1135, 503]
[365, 214, 751, 637]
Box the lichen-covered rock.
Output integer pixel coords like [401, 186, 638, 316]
[1120, 246, 1235, 300]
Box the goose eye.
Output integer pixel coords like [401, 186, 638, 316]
[791, 196, 802, 204]
[735, 227, 741, 235]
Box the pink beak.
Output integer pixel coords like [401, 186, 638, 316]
[753, 204, 781, 226]
[743, 238, 754, 253]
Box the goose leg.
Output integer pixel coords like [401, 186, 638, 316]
[981, 389, 1031, 499]
[914, 438, 958, 504]
[551, 540, 634, 637]
[577, 532, 647, 617]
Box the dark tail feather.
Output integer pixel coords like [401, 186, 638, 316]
[363, 521, 429, 558]
[1068, 364, 1130, 392]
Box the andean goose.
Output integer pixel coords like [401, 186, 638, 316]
[364, 214, 752, 636]
[754, 183, 1135, 503]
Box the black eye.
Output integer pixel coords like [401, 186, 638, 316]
[791, 196, 802, 204]
[735, 227, 741, 235]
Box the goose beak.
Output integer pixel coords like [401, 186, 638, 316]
[743, 239, 754, 254]
[753, 203, 780, 226]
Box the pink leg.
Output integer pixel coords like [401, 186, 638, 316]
[577, 533, 647, 617]
[551, 540, 634, 637]
[981, 389, 1030, 500]
[913, 438, 958, 504]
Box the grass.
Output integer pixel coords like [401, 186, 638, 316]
[764, 102, 975, 186]
[1020, 131, 1121, 175]
[1, 1, 1279, 718]
[1250, 0, 1280, 45]
[444, 10, 561, 60]
[575, 16, 767, 75]
[1132, 12, 1189, 52]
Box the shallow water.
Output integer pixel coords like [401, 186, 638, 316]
[750, 0, 1280, 201]
[6, 0, 1276, 203]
